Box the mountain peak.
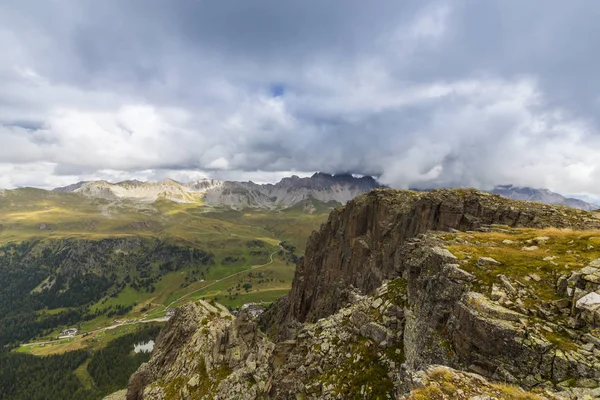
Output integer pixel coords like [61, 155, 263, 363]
[52, 181, 88, 192]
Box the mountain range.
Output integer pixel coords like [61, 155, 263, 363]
[51, 174, 599, 212]
[491, 184, 598, 211]
[52, 173, 384, 210]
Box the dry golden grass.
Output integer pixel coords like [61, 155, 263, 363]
[407, 366, 553, 400]
[28, 338, 86, 356]
[444, 227, 600, 351]
[491, 384, 546, 400]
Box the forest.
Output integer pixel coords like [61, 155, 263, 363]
[0, 325, 161, 400]
[0, 238, 213, 347]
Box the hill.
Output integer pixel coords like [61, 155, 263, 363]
[0, 174, 365, 400]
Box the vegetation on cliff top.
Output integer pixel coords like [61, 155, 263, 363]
[405, 366, 554, 400]
[446, 227, 600, 304]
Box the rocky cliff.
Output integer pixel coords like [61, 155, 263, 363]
[125, 189, 600, 399]
[272, 189, 600, 328]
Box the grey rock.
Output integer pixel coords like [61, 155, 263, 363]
[521, 245, 539, 251]
[444, 264, 476, 282]
[351, 310, 370, 329]
[478, 257, 501, 266]
[589, 259, 600, 268]
[498, 274, 518, 295]
[359, 322, 392, 345]
[583, 334, 600, 347]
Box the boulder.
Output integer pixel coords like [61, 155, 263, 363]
[521, 246, 539, 251]
[498, 274, 517, 295]
[576, 291, 600, 310]
[465, 292, 524, 322]
[589, 259, 600, 268]
[580, 266, 600, 275]
[478, 257, 501, 266]
[575, 291, 600, 326]
[359, 322, 392, 345]
[490, 284, 506, 301]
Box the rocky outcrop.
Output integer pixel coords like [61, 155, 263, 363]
[266, 189, 600, 331]
[127, 299, 275, 400]
[129, 234, 600, 398]
[127, 189, 600, 399]
[400, 365, 567, 399]
[561, 262, 600, 326]
[128, 280, 410, 399]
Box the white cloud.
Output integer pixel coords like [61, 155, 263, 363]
[0, 1, 600, 197]
[207, 157, 229, 170]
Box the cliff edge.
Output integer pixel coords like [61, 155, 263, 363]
[264, 189, 600, 333]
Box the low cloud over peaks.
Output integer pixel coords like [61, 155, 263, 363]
[1, 1, 599, 199]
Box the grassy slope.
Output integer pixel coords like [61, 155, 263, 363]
[73, 359, 95, 390]
[446, 227, 600, 304]
[444, 226, 600, 350]
[2, 189, 329, 354]
[0, 188, 325, 249]
[166, 260, 296, 309]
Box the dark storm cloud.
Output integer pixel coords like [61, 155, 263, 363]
[1, 0, 600, 198]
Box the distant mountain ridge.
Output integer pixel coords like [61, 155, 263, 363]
[54, 178, 222, 204]
[52, 173, 384, 209]
[491, 184, 598, 211]
[51, 178, 598, 211]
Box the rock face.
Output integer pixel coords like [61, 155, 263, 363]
[270, 189, 600, 328]
[127, 189, 600, 399]
[400, 365, 565, 399]
[127, 300, 274, 400]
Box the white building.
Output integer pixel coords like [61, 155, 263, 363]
[60, 328, 78, 337]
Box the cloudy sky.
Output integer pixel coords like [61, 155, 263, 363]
[1, 1, 600, 198]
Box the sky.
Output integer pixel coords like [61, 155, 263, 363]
[1, 1, 600, 199]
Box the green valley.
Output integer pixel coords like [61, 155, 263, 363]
[0, 187, 329, 352]
[0, 174, 376, 400]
